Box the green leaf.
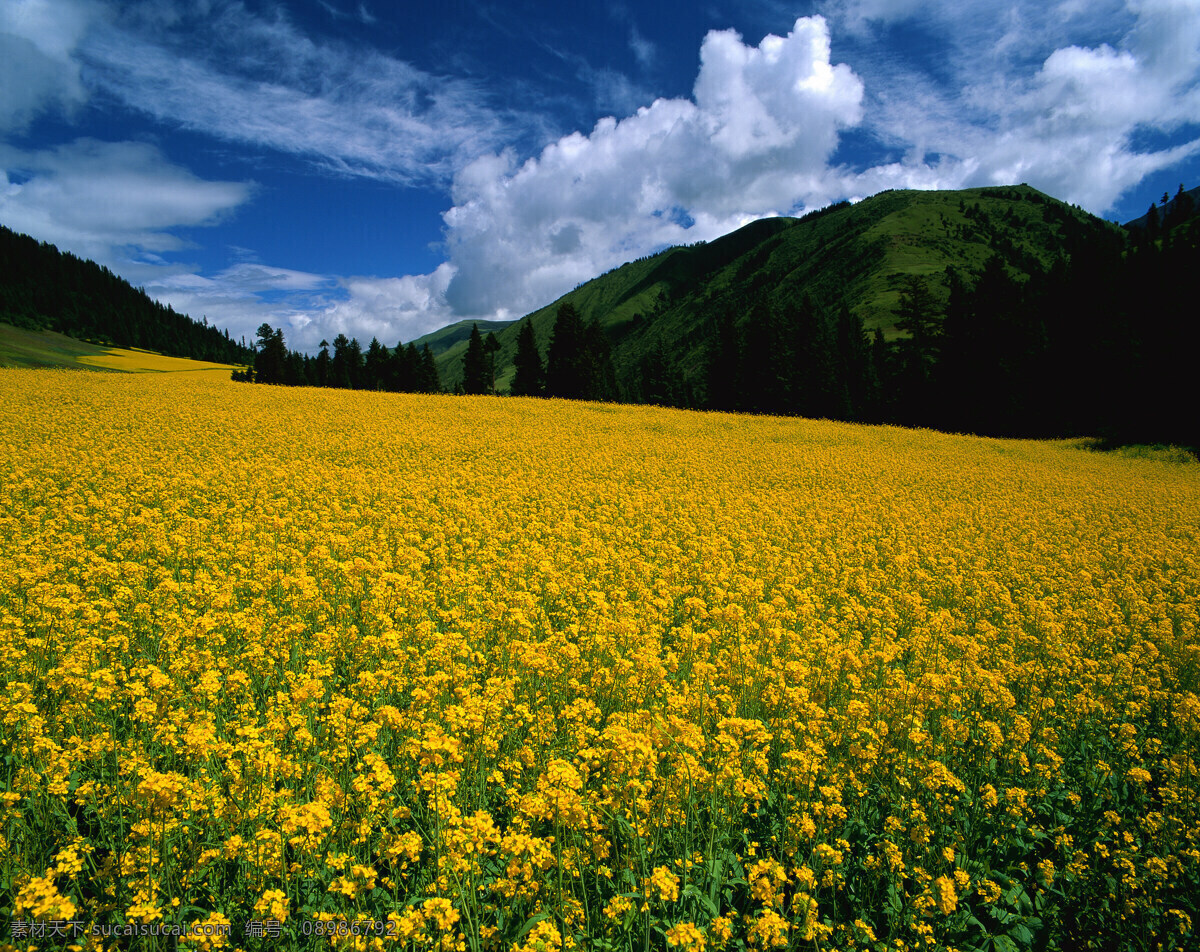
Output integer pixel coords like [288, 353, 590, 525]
[513, 913, 552, 942]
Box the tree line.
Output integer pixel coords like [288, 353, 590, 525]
[0, 224, 254, 365]
[236, 326, 440, 393]
[235, 186, 1196, 451]
[694, 195, 1197, 448]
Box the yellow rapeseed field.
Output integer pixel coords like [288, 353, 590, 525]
[1, 368, 1197, 952]
[74, 348, 242, 375]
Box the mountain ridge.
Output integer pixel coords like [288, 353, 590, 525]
[430, 184, 1120, 394]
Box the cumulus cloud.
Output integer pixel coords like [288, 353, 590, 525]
[309, 267, 457, 349]
[825, 0, 1200, 211]
[0, 138, 251, 264]
[144, 261, 457, 354]
[442, 16, 864, 318]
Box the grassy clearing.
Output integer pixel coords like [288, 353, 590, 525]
[0, 323, 243, 375]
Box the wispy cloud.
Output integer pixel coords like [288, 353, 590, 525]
[74, 3, 514, 185]
[0, 138, 251, 263]
[628, 23, 656, 68]
[3, 0, 520, 186]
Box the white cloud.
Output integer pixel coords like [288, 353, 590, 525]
[0, 138, 252, 263]
[629, 24, 656, 68]
[0, 0, 95, 131]
[76, 2, 512, 185]
[7, 0, 1200, 348]
[441, 16, 864, 317]
[3, 0, 515, 185]
[312, 267, 456, 349]
[146, 261, 457, 353]
[819, 0, 1200, 212]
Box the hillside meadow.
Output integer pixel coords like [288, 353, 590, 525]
[1, 368, 1198, 951]
[0, 324, 243, 376]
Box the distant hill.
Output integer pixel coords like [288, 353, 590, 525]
[409, 318, 516, 356]
[434, 184, 1118, 393]
[0, 224, 254, 366]
[1123, 184, 1200, 231]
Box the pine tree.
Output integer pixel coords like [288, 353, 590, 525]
[364, 337, 389, 391]
[792, 295, 840, 419]
[346, 337, 364, 390]
[742, 299, 790, 414]
[582, 317, 618, 401]
[390, 341, 420, 392]
[546, 303, 586, 399]
[254, 323, 287, 384]
[640, 338, 679, 406]
[511, 317, 545, 396]
[331, 334, 353, 389]
[705, 308, 742, 412]
[419, 344, 440, 393]
[868, 328, 891, 422]
[834, 304, 867, 421]
[315, 340, 330, 387]
[462, 323, 489, 394]
[893, 276, 941, 423]
[484, 332, 501, 394]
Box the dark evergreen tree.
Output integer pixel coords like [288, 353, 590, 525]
[868, 328, 892, 422]
[511, 317, 545, 397]
[834, 304, 868, 421]
[346, 337, 364, 390]
[639, 338, 682, 406]
[314, 340, 331, 387]
[791, 295, 842, 419]
[254, 324, 287, 385]
[419, 344, 440, 393]
[363, 337, 389, 390]
[330, 334, 354, 389]
[893, 276, 942, 423]
[546, 303, 587, 399]
[936, 267, 976, 432]
[284, 350, 308, 387]
[706, 308, 742, 411]
[0, 224, 254, 365]
[581, 317, 618, 401]
[741, 299, 791, 414]
[484, 332, 501, 394]
[390, 341, 421, 392]
[462, 323, 490, 395]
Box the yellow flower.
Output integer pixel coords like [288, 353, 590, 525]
[933, 875, 958, 915]
[665, 921, 706, 951]
[644, 865, 681, 902]
[14, 874, 76, 921]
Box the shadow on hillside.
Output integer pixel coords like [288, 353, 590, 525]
[1072, 436, 1199, 463]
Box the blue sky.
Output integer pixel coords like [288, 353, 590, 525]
[3, 0, 1200, 351]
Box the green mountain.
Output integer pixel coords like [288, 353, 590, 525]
[434, 184, 1118, 394]
[409, 318, 516, 356]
